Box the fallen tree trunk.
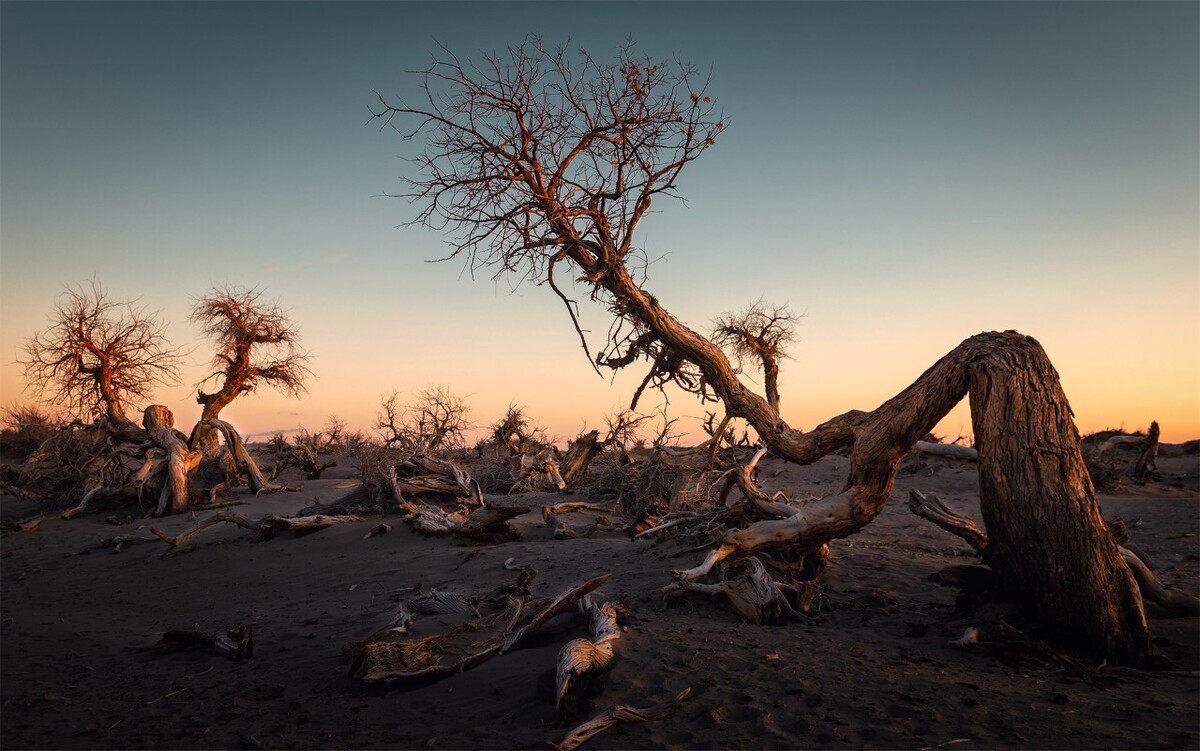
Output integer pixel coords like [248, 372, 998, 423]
[345, 573, 610, 686]
[150, 510, 362, 547]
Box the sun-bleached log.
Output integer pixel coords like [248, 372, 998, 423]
[556, 596, 621, 717]
[549, 688, 692, 751]
[399, 500, 529, 540]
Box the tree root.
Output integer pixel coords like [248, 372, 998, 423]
[910, 489, 1199, 616]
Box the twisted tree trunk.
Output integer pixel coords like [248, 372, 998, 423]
[663, 328, 1153, 664]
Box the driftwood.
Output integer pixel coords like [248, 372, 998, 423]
[150, 510, 362, 548]
[149, 625, 254, 661]
[399, 500, 528, 540]
[345, 573, 610, 686]
[556, 595, 620, 717]
[549, 688, 692, 751]
[909, 490, 1199, 616]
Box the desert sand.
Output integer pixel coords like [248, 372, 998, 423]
[2, 446, 1197, 750]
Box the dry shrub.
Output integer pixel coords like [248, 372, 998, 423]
[1, 404, 67, 460]
[581, 449, 723, 518]
[1, 420, 111, 507]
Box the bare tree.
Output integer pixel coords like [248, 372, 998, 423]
[190, 286, 311, 454]
[711, 301, 797, 411]
[375, 386, 471, 453]
[375, 40, 1158, 663]
[19, 280, 183, 432]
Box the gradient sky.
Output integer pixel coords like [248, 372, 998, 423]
[2, 1, 1197, 445]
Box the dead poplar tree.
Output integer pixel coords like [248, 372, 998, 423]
[374, 39, 1153, 663]
[19, 279, 183, 434]
[190, 286, 310, 455]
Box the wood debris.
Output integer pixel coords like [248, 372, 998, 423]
[548, 688, 691, 751]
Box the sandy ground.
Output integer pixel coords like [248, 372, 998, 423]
[2, 449, 1197, 750]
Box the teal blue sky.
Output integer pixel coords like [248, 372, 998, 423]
[2, 1, 1197, 442]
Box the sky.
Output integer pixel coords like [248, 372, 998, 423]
[2, 1, 1197, 446]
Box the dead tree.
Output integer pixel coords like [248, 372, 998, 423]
[376, 40, 1154, 663]
[19, 279, 183, 433]
[375, 385, 470, 452]
[190, 286, 310, 455]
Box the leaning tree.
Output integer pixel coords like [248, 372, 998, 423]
[190, 286, 311, 455]
[373, 39, 1157, 663]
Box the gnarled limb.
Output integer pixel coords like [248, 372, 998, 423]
[908, 490, 988, 554]
[673, 332, 1152, 663]
[663, 556, 808, 625]
[144, 406, 200, 516]
[556, 596, 621, 718]
[200, 419, 279, 494]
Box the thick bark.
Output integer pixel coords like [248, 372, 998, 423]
[968, 338, 1150, 663]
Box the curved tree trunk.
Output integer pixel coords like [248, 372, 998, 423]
[655, 326, 1153, 664]
[967, 341, 1150, 663]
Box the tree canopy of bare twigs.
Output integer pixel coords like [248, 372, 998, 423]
[191, 286, 311, 418]
[19, 279, 183, 428]
[711, 301, 797, 410]
[372, 38, 725, 397]
[376, 385, 471, 452]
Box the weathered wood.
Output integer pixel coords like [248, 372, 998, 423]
[150, 625, 254, 661]
[143, 406, 200, 517]
[672, 332, 1154, 664]
[345, 574, 610, 686]
[549, 688, 692, 751]
[663, 556, 805, 625]
[908, 490, 988, 553]
[561, 430, 604, 486]
[556, 596, 620, 717]
[201, 419, 279, 494]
